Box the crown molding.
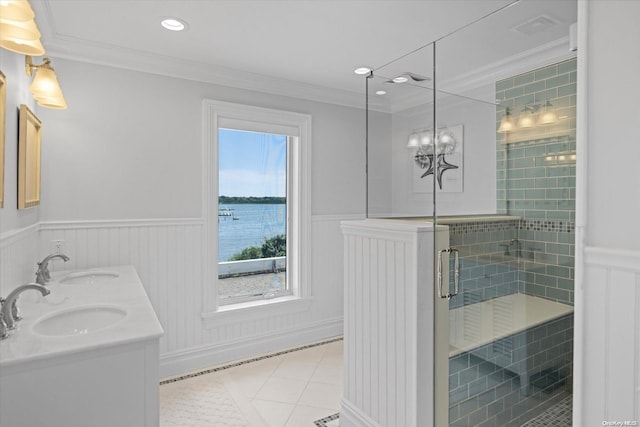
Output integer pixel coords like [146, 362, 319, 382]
[32, 1, 575, 114]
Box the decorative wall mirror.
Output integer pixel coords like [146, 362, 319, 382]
[18, 104, 42, 209]
[0, 70, 6, 208]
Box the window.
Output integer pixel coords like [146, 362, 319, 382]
[202, 100, 311, 314]
[217, 129, 289, 303]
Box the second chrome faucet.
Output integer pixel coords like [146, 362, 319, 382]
[35, 253, 70, 285]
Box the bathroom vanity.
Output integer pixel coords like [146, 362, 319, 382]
[0, 266, 163, 427]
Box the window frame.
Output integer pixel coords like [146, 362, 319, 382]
[201, 100, 312, 319]
[217, 130, 291, 305]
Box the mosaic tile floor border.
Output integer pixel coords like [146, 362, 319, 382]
[314, 412, 340, 426]
[521, 395, 572, 426]
[160, 336, 343, 385]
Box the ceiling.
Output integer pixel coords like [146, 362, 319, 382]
[30, 0, 577, 107]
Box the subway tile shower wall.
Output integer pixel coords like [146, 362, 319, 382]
[496, 58, 577, 223]
[448, 219, 574, 308]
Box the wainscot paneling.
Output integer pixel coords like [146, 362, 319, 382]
[582, 246, 640, 423]
[32, 215, 352, 377]
[0, 224, 41, 296]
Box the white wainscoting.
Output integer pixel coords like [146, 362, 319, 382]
[582, 246, 640, 423]
[341, 219, 449, 427]
[0, 224, 41, 296]
[0, 215, 352, 377]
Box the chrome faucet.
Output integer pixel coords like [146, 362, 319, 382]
[0, 283, 50, 334]
[35, 253, 70, 285]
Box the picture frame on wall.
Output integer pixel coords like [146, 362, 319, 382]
[0, 70, 6, 208]
[18, 104, 42, 209]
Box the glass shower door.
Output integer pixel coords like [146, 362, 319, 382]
[434, 1, 577, 425]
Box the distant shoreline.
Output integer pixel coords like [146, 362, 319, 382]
[219, 196, 285, 204]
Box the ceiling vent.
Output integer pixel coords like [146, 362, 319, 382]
[512, 15, 560, 35]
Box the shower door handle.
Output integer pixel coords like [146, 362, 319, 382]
[437, 248, 459, 300]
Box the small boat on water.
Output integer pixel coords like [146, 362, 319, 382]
[219, 208, 239, 220]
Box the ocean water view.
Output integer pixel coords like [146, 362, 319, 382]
[218, 203, 286, 262]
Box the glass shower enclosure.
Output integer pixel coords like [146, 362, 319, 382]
[364, 0, 577, 425]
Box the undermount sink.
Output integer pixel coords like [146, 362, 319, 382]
[33, 306, 127, 337]
[58, 271, 119, 285]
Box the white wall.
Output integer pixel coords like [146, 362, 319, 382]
[0, 50, 41, 233]
[1, 55, 365, 376]
[390, 83, 497, 216]
[576, 0, 640, 424]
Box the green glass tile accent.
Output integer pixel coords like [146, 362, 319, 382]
[535, 65, 558, 80]
[535, 200, 558, 210]
[558, 83, 577, 97]
[547, 211, 572, 221]
[525, 145, 546, 157]
[514, 200, 534, 209]
[557, 278, 574, 291]
[513, 179, 536, 189]
[513, 94, 535, 107]
[546, 188, 571, 199]
[507, 147, 525, 158]
[496, 78, 514, 91]
[558, 200, 575, 210]
[524, 168, 547, 178]
[514, 71, 535, 86]
[524, 80, 546, 94]
[525, 189, 546, 199]
[535, 177, 558, 188]
[557, 59, 577, 75]
[546, 287, 569, 302]
[545, 73, 571, 89]
[508, 169, 524, 179]
[534, 88, 558, 103]
[505, 86, 524, 99]
[513, 158, 534, 168]
[547, 166, 572, 177]
[570, 71, 577, 83]
[524, 210, 546, 219]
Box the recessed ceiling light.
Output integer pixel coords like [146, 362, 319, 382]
[392, 76, 408, 83]
[161, 18, 187, 32]
[354, 66, 372, 75]
[375, 90, 387, 95]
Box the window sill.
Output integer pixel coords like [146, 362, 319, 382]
[201, 296, 313, 329]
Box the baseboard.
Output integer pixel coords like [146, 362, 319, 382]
[159, 316, 343, 378]
[340, 399, 382, 427]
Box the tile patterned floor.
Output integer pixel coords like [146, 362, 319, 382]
[161, 336, 571, 427]
[160, 338, 343, 427]
[520, 395, 572, 427]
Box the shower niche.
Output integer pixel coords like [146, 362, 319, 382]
[342, 1, 577, 426]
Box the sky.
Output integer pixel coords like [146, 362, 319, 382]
[218, 128, 287, 197]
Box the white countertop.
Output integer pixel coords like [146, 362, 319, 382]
[0, 265, 164, 367]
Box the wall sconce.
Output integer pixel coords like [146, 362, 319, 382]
[407, 129, 457, 155]
[497, 108, 515, 133]
[498, 100, 558, 134]
[537, 100, 558, 125]
[25, 56, 67, 109]
[517, 105, 536, 128]
[0, 0, 45, 56]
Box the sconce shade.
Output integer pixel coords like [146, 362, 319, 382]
[36, 95, 67, 109]
[29, 66, 59, 96]
[406, 134, 419, 148]
[0, 0, 35, 21]
[497, 109, 515, 133]
[537, 100, 558, 125]
[26, 57, 67, 109]
[517, 107, 535, 128]
[0, 0, 45, 56]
